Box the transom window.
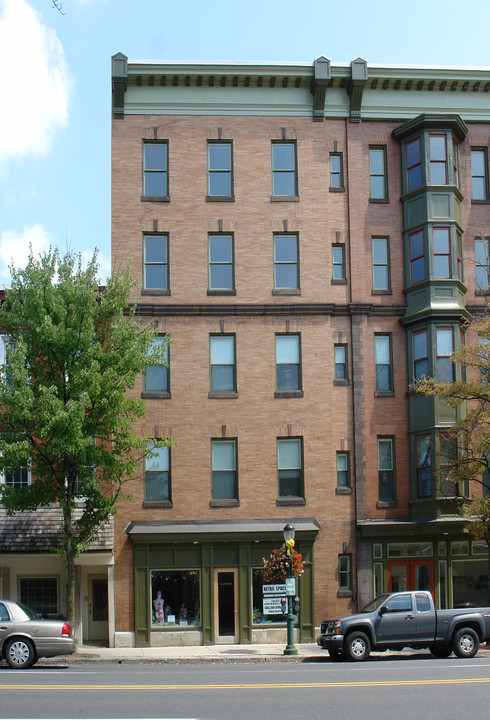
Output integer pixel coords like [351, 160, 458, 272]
[143, 142, 168, 197]
[272, 143, 297, 196]
[207, 142, 233, 197]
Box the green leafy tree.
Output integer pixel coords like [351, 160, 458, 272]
[0, 249, 170, 623]
[414, 305, 490, 603]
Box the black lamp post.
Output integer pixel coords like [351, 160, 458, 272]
[283, 523, 298, 656]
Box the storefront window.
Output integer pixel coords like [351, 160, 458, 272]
[438, 561, 447, 609]
[451, 541, 469, 556]
[151, 570, 200, 627]
[452, 560, 488, 607]
[373, 562, 383, 597]
[252, 569, 286, 625]
[387, 542, 433, 558]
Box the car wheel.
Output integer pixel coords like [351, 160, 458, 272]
[452, 628, 479, 658]
[429, 644, 453, 659]
[344, 631, 371, 661]
[5, 638, 36, 669]
[328, 648, 344, 660]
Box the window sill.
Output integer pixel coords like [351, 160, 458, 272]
[207, 289, 236, 296]
[337, 590, 354, 598]
[141, 289, 171, 296]
[270, 195, 300, 202]
[374, 390, 395, 398]
[331, 278, 347, 285]
[276, 497, 306, 506]
[371, 289, 392, 295]
[471, 199, 490, 205]
[143, 500, 173, 508]
[141, 391, 171, 400]
[206, 195, 235, 202]
[329, 186, 345, 193]
[272, 288, 301, 296]
[274, 390, 304, 398]
[377, 500, 397, 508]
[210, 499, 240, 507]
[336, 487, 352, 495]
[208, 391, 238, 399]
[369, 197, 389, 204]
[333, 379, 349, 386]
[140, 195, 170, 202]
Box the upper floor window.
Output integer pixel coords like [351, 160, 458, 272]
[416, 435, 432, 498]
[0, 335, 15, 385]
[452, 140, 459, 188]
[330, 153, 343, 189]
[471, 149, 488, 201]
[375, 335, 393, 392]
[143, 142, 168, 197]
[409, 230, 425, 284]
[413, 329, 428, 380]
[369, 147, 387, 199]
[336, 452, 350, 489]
[338, 554, 352, 591]
[406, 137, 422, 191]
[332, 244, 346, 281]
[436, 328, 454, 383]
[211, 439, 237, 500]
[144, 337, 169, 394]
[456, 231, 463, 282]
[1, 467, 31, 488]
[144, 234, 168, 291]
[475, 237, 490, 292]
[334, 344, 348, 381]
[378, 437, 395, 502]
[271, 142, 297, 197]
[439, 433, 458, 497]
[210, 335, 236, 392]
[433, 227, 451, 279]
[208, 234, 234, 292]
[207, 142, 233, 198]
[273, 234, 299, 290]
[277, 438, 303, 499]
[145, 445, 171, 502]
[275, 334, 301, 393]
[372, 237, 390, 291]
[429, 135, 447, 184]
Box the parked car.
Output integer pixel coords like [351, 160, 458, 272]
[317, 590, 490, 661]
[0, 599, 77, 669]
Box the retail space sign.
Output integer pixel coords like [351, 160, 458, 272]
[262, 584, 286, 595]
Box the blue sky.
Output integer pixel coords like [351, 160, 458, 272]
[0, 0, 489, 285]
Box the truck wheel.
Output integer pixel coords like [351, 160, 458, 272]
[452, 628, 479, 658]
[344, 631, 371, 661]
[429, 645, 453, 659]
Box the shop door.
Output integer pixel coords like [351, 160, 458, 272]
[388, 560, 434, 596]
[88, 575, 108, 642]
[214, 569, 239, 644]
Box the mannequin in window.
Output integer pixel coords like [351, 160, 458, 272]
[153, 590, 164, 623]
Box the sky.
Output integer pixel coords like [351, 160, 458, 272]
[0, 0, 489, 286]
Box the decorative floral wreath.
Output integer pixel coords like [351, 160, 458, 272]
[262, 546, 304, 583]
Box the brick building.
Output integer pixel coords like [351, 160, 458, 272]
[110, 54, 490, 647]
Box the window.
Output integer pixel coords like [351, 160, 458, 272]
[210, 335, 236, 392]
[211, 439, 237, 500]
[273, 234, 299, 290]
[275, 334, 301, 392]
[452, 140, 459, 188]
[372, 237, 390, 291]
[271, 142, 297, 196]
[0, 335, 15, 385]
[413, 329, 428, 380]
[143, 234, 168, 291]
[277, 438, 303, 498]
[440, 433, 458, 497]
[433, 227, 451, 278]
[151, 570, 200, 627]
[416, 435, 432, 498]
[208, 234, 234, 292]
[143, 141, 168, 197]
[409, 230, 425, 284]
[332, 244, 346, 281]
[436, 328, 454, 382]
[330, 153, 343, 189]
[378, 437, 395, 502]
[375, 335, 393, 392]
[145, 445, 170, 501]
[471, 149, 488, 200]
[406, 137, 422, 191]
[369, 147, 387, 199]
[2, 468, 31, 488]
[207, 142, 233, 197]
[475, 237, 490, 292]
[334, 344, 348, 380]
[20, 577, 58, 617]
[336, 452, 350, 488]
[456, 231, 463, 282]
[338, 555, 352, 591]
[429, 135, 447, 184]
[144, 337, 169, 393]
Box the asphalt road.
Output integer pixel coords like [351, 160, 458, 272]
[1, 656, 490, 720]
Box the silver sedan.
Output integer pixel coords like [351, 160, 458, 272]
[0, 599, 77, 669]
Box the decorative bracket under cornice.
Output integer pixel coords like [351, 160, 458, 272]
[347, 57, 368, 122]
[310, 56, 331, 121]
[112, 52, 128, 118]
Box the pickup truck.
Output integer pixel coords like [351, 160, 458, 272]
[317, 591, 490, 661]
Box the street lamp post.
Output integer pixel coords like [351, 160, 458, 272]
[283, 523, 298, 656]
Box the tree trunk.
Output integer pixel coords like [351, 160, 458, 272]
[62, 503, 76, 626]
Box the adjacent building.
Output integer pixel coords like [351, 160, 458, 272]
[110, 54, 490, 647]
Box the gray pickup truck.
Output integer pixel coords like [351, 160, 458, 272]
[317, 591, 490, 661]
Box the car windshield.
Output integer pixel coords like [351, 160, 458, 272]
[360, 594, 390, 613]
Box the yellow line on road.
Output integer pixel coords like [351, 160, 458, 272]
[2, 678, 490, 691]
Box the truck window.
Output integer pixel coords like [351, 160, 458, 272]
[415, 593, 431, 612]
[384, 594, 412, 613]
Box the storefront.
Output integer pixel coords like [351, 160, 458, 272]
[126, 518, 319, 647]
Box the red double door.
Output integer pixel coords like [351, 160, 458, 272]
[387, 559, 434, 596]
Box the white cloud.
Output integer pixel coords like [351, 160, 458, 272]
[0, 0, 72, 172]
[0, 223, 52, 286]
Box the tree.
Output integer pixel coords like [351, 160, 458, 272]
[0, 249, 170, 624]
[414, 304, 490, 603]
